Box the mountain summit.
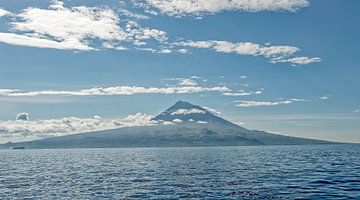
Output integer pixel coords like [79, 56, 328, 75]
[152, 101, 239, 128]
[0, 101, 333, 149]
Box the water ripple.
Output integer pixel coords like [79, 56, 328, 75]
[0, 144, 359, 199]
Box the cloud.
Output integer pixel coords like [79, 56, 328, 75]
[171, 108, 206, 115]
[353, 109, 360, 113]
[0, 77, 231, 99]
[172, 118, 183, 123]
[0, 89, 20, 95]
[0, 1, 167, 51]
[203, 106, 221, 115]
[319, 95, 330, 100]
[0, 8, 11, 17]
[176, 40, 320, 65]
[140, 0, 309, 17]
[271, 56, 321, 65]
[178, 78, 198, 86]
[234, 99, 305, 107]
[0, 32, 93, 50]
[0, 113, 156, 140]
[118, 8, 150, 20]
[0, 84, 230, 97]
[16, 113, 29, 121]
[223, 90, 262, 96]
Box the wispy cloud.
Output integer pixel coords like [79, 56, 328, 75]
[234, 99, 306, 107]
[223, 90, 262, 96]
[0, 77, 230, 98]
[271, 56, 321, 65]
[319, 95, 330, 100]
[137, 0, 309, 17]
[175, 40, 320, 65]
[0, 85, 229, 97]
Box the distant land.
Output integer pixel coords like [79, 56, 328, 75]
[0, 101, 334, 149]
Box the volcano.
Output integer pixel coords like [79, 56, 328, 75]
[0, 101, 333, 149]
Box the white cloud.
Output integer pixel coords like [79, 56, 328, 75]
[172, 118, 183, 123]
[271, 56, 321, 65]
[141, 0, 309, 17]
[353, 109, 360, 113]
[0, 84, 230, 97]
[203, 106, 221, 115]
[178, 78, 198, 86]
[118, 8, 150, 20]
[0, 32, 93, 50]
[159, 48, 172, 53]
[0, 8, 11, 17]
[319, 95, 330, 100]
[0, 1, 167, 51]
[178, 48, 189, 53]
[190, 76, 201, 79]
[223, 90, 262, 96]
[0, 89, 20, 95]
[0, 113, 156, 140]
[162, 121, 174, 125]
[234, 99, 305, 107]
[171, 108, 206, 115]
[176, 40, 320, 65]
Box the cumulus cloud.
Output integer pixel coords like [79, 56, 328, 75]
[0, 113, 155, 140]
[0, 1, 167, 51]
[176, 40, 320, 65]
[171, 108, 206, 115]
[139, 0, 309, 17]
[234, 99, 305, 107]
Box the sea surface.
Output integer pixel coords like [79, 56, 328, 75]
[0, 144, 359, 199]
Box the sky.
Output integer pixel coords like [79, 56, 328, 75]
[0, 0, 359, 143]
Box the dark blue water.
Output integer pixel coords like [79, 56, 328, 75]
[0, 145, 359, 199]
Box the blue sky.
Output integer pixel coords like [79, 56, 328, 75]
[0, 0, 359, 143]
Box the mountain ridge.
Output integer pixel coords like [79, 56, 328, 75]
[0, 101, 335, 149]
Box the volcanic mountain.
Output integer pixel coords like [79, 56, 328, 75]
[0, 101, 332, 149]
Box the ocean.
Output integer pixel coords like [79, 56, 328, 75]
[0, 144, 359, 199]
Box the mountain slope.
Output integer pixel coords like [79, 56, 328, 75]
[0, 101, 334, 149]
